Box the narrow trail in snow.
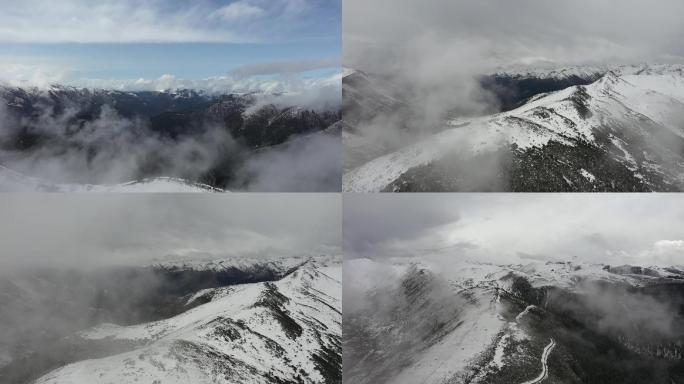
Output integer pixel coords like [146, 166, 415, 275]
[520, 338, 556, 384]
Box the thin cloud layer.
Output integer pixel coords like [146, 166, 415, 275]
[0, 194, 341, 269]
[231, 58, 340, 78]
[212, 1, 265, 21]
[0, 0, 339, 43]
[344, 194, 684, 267]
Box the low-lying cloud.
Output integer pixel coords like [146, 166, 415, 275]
[0, 79, 341, 191]
[572, 281, 683, 341]
[343, 0, 684, 176]
[0, 104, 233, 185]
[0, 193, 341, 270]
[0, 67, 341, 97]
[235, 131, 341, 192]
[231, 58, 340, 78]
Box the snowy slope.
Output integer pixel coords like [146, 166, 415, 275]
[0, 165, 222, 192]
[344, 259, 508, 384]
[35, 259, 341, 384]
[344, 257, 684, 384]
[343, 64, 684, 192]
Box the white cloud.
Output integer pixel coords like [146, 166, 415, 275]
[654, 240, 684, 251]
[0, 63, 341, 109]
[282, 0, 310, 16]
[0, 1, 228, 43]
[344, 194, 684, 267]
[0, 0, 329, 43]
[0, 194, 341, 268]
[231, 58, 340, 77]
[213, 1, 264, 21]
[635, 240, 684, 266]
[0, 62, 69, 87]
[73, 72, 342, 109]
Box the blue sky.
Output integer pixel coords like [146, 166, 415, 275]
[0, 0, 341, 86]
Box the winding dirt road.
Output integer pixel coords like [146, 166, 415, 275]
[520, 338, 556, 384]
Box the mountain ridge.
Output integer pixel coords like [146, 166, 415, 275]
[343, 64, 684, 192]
[344, 257, 684, 384]
[35, 261, 342, 384]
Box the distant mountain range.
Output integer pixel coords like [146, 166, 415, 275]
[344, 258, 684, 384]
[343, 64, 684, 192]
[0, 85, 339, 147]
[0, 85, 340, 191]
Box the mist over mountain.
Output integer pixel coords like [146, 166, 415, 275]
[0, 0, 342, 192]
[1, 255, 341, 384]
[344, 257, 684, 384]
[0, 80, 341, 192]
[343, 64, 684, 192]
[343, 0, 684, 192]
[344, 194, 684, 383]
[0, 194, 342, 383]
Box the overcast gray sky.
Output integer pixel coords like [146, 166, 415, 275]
[0, 194, 340, 269]
[344, 194, 684, 267]
[344, 0, 684, 72]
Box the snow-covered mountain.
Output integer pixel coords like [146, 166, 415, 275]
[0, 165, 222, 192]
[343, 64, 684, 192]
[344, 257, 684, 384]
[35, 260, 341, 384]
[151, 254, 338, 273]
[1, 256, 341, 384]
[491, 65, 609, 81]
[490, 63, 666, 82]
